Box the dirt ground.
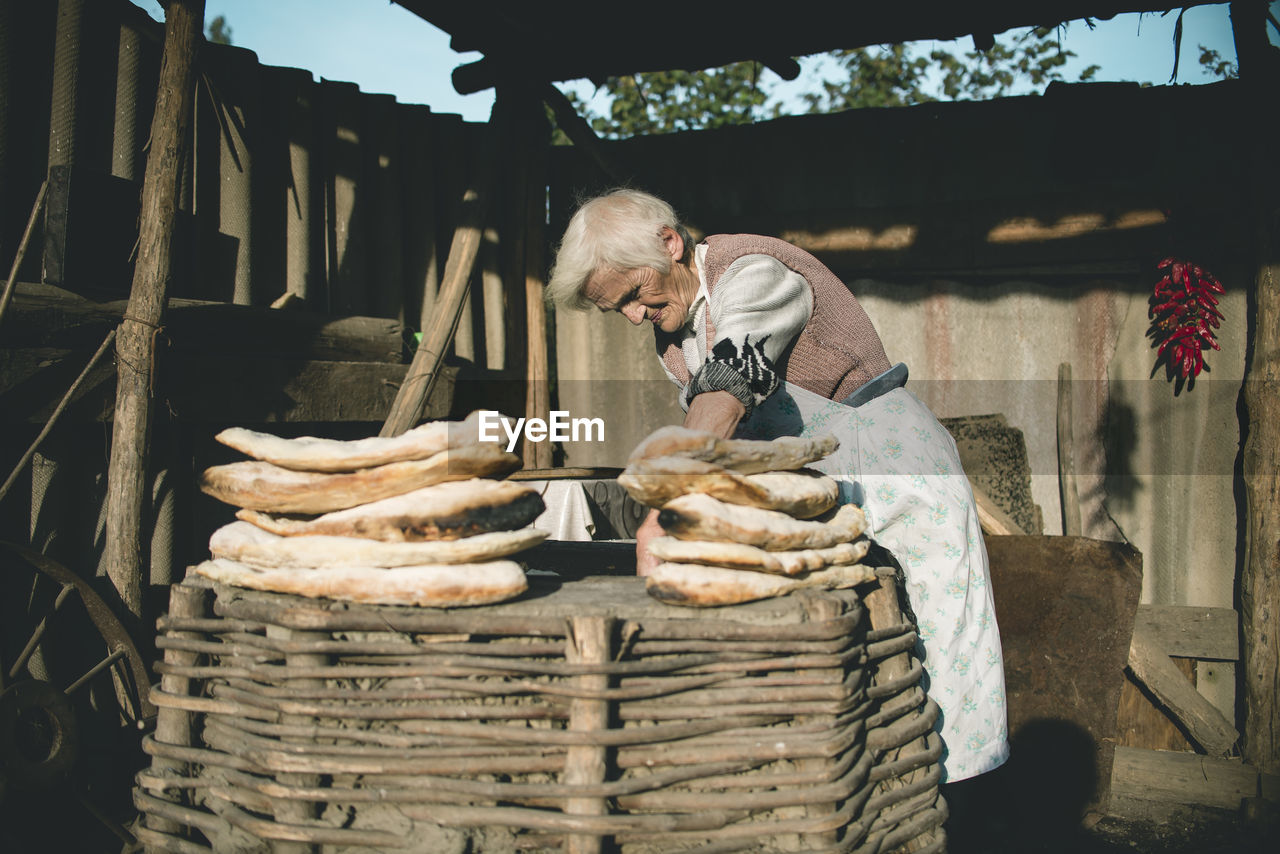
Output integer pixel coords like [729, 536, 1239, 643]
[947, 806, 1276, 854]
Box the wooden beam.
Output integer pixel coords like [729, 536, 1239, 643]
[1134, 604, 1240, 662]
[1127, 623, 1239, 757]
[1111, 745, 1260, 817]
[541, 82, 625, 185]
[1232, 0, 1280, 775]
[102, 0, 204, 619]
[6, 282, 405, 363]
[2, 349, 448, 425]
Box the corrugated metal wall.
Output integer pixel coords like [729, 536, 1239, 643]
[0, 0, 526, 592]
[1, 0, 514, 363]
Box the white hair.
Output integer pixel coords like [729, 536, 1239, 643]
[546, 189, 687, 310]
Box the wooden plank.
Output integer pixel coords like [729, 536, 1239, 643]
[970, 481, 1025, 536]
[1126, 623, 1238, 757]
[1134, 604, 1239, 661]
[1110, 745, 1258, 812]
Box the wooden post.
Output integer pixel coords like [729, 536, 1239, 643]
[1232, 0, 1280, 775]
[267, 625, 327, 854]
[147, 583, 207, 839]
[563, 616, 613, 854]
[101, 0, 203, 619]
[1057, 362, 1081, 536]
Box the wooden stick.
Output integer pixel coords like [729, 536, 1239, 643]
[380, 185, 487, 436]
[0, 178, 49, 332]
[524, 100, 553, 469]
[381, 104, 508, 437]
[0, 328, 115, 503]
[102, 0, 204, 619]
[1057, 361, 1082, 536]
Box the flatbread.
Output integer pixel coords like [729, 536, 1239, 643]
[628, 426, 839, 474]
[658, 494, 867, 551]
[209, 521, 547, 569]
[199, 443, 522, 513]
[214, 410, 496, 473]
[237, 478, 545, 542]
[194, 558, 528, 607]
[647, 536, 869, 577]
[619, 456, 838, 517]
[645, 562, 875, 607]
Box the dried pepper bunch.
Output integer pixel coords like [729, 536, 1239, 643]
[1148, 257, 1223, 381]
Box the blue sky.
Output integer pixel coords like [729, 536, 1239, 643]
[132, 1, 1272, 121]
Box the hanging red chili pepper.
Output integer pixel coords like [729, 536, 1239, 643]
[1148, 257, 1223, 382]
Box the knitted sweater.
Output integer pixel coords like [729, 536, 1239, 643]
[658, 234, 890, 403]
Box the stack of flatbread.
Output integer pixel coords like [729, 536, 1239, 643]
[619, 426, 874, 607]
[194, 412, 547, 607]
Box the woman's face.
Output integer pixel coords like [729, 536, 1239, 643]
[582, 227, 697, 334]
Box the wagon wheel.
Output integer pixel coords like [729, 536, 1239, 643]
[0, 540, 157, 852]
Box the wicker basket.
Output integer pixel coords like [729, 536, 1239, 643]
[135, 568, 945, 853]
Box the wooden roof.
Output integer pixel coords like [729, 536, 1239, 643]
[395, 1, 1208, 94]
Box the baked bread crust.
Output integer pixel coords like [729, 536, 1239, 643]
[195, 558, 528, 607]
[647, 535, 869, 576]
[209, 520, 546, 568]
[620, 456, 837, 517]
[645, 562, 874, 607]
[658, 494, 866, 551]
[628, 426, 839, 474]
[214, 410, 493, 473]
[200, 442, 521, 513]
[236, 478, 545, 542]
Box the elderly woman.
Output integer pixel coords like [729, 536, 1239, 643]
[546, 188, 1008, 785]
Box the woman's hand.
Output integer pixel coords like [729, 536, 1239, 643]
[634, 508, 664, 577]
